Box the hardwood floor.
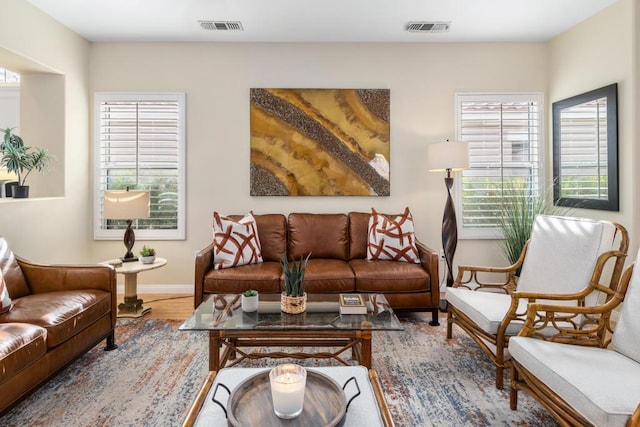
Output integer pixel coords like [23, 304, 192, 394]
[118, 294, 194, 320]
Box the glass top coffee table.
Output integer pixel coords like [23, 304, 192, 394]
[179, 293, 403, 371]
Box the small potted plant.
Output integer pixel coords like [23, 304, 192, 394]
[241, 289, 259, 312]
[280, 253, 311, 314]
[139, 245, 156, 264]
[1, 128, 54, 198]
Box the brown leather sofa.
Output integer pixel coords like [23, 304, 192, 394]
[195, 212, 440, 325]
[0, 238, 117, 413]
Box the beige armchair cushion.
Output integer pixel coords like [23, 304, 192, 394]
[517, 215, 617, 306]
[612, 250, 640, 364]
[446, 290, 528, 335]
[509, 336, 640, 426]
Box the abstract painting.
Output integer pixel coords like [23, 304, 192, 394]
[250, 88, 390, 196]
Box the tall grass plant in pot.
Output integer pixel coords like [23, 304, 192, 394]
[497, 180, 571, 271]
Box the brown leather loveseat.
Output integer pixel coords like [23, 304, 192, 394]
[195, 212, 440, 325]
[0, 238, 117, 412]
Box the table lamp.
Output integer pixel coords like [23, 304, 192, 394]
[104, 189, 150, 262]
[426, 140, 469, 310]
[0, 168, 18, 197]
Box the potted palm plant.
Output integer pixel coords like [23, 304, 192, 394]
[280, 253, 311, 314]
[1, 128, 54, 198]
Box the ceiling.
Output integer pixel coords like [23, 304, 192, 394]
[26, 0, 619, 43]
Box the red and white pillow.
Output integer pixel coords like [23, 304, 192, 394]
[0, 270, 13, 314]
[367, 207, 420, 263]
[213, 212, 263, 270]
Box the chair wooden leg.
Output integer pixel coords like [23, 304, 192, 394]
[496, 365, 504, 390]
[510, 365, 519, 410]
[446, 310, 453, 339]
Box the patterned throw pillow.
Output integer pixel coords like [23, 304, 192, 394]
[0, 269, 12, 314]
[213, 212, 263, 270]
[367, 207, 420, 263]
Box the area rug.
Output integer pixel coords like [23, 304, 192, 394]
[0, 316, 558, 426]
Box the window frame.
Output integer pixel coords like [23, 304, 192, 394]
[454, 92, 545, 239]
[93, 92, 186, 241]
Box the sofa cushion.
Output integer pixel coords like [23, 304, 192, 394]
[0, 238, 30, 299]
[204, 262, 282, 294]
[0, 322, 47, 384]
[367, 207, 419, 263]
[302, 259, 354, 293]
[348, 212, 370, 260]
[1, 290, 112, 348]
[349, 259, 429, 292]
[612, 249, 640, 363]
[288, 213, 349, 260]
[509, 336, 640, 426]
[0, 270, 12, 313]
[213, 212, 263, 270]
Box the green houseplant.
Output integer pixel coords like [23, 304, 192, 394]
[497, 180, 571, 269]
[1, 128, 54, 198]
[280, 253, 311, 314]
[139, 245, 156, 264]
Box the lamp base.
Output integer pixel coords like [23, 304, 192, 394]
[121, 256, 139, 263]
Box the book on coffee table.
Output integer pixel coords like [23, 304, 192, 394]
[339, 293, 367, 314]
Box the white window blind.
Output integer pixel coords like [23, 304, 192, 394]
[94, 93, 185, 240]
[455, 93, 543, 238]
[558, 97, 608, 199]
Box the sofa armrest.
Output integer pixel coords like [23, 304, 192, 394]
[415, 239, 440, 305]
[16, 257, 118, 329]
[16, 257, 116, 295]
[194, 242, 215, 308]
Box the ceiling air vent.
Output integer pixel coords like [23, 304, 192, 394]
[406, 22, 450, 33]
[199, 21, 244, 31]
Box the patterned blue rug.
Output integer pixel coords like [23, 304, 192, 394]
[0, 316, 558, 426]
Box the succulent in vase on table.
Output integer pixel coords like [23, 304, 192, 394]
[280, 253, 311, 314]
[139, 245, 156, 264]
[241, 289, 259, 312]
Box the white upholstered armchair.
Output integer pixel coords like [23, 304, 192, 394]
[509, 248, 640, 426]
[446, 215, 629, 389]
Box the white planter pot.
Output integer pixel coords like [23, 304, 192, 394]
[241, 294, 259, 312]
[140, 255, 156, 264]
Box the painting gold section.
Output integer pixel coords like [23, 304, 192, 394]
[251, 106, 372, 195]
[250, 88, 390, 196]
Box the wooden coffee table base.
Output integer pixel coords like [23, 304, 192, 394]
[209, 329, 373, 371]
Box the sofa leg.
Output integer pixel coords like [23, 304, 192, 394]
[104, 331, 117, 351]
[428, 308, 440, 326]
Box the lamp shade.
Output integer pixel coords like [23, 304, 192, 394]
[0, 168, 18, 181]
[426, 141, 469, 172]
[104, 190, 150, 220]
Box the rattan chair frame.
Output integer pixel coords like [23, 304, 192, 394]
[447, 220, 629, 389]
[509, 262, 637, 426]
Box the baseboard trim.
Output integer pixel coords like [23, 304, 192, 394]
[117, 284, 193, 294]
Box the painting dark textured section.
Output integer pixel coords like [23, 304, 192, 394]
[250, 88, 390, 196]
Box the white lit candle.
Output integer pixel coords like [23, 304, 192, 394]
[269, 364, 307, 419]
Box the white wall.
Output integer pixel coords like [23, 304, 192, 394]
[0, 0, 91, 258]
[548, 0, 637, 257]
[89, 42, 547, 286]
